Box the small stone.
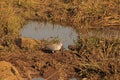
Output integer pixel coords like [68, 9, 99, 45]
[15, 37, 39, 49]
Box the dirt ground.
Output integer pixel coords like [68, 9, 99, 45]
[0, 49, 82, 80]
[0, 37, 120, 80]
[0, 0, 120, 80]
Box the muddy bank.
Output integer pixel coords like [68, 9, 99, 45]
[0, 50, 82, 80]
[0, 37, 120, 80]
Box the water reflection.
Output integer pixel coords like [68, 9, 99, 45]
[21, 21, 120, 49]
[21, 21, 78, 49]
[79, 28, 120, 39]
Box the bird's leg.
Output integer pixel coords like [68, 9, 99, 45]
[61, 46, 64, 55]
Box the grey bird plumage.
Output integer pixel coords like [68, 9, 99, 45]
[46, 42, 63, 53]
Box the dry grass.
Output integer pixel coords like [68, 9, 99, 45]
[74, 37, 120, 79]
[0, 0, 120, 80]
[0, 0, 24, 36]
[0, 0, 120, 37]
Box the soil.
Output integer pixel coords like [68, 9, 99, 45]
[0, 49, 81, 80]
[0, 61, 23, 80]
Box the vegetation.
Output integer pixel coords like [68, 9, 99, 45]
[0, 0, 120, 80]
[74, 37, 120, 79]
[0, 0, 120, 37]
